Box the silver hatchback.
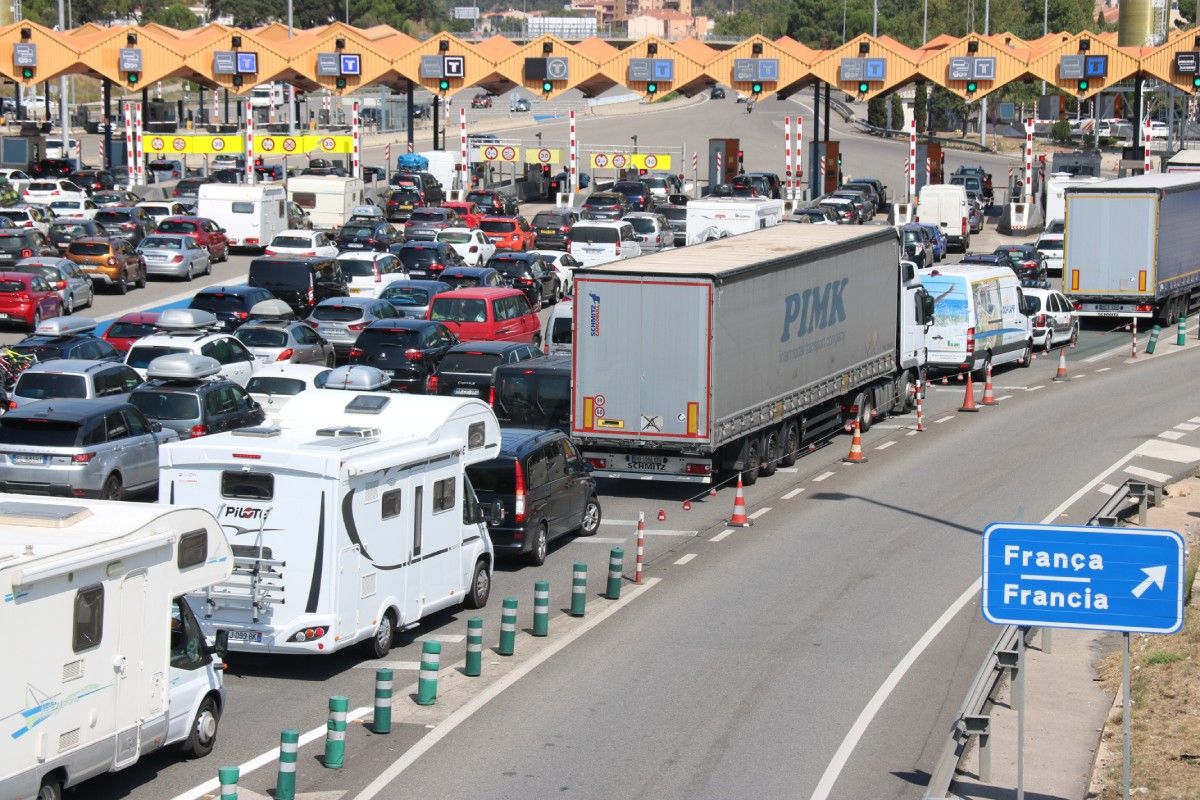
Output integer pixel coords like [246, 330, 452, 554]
[305, 296, 400, 359]
[622, 212, 674, 253]
[8, 359, 143, 411]
[235, 309, 336, 367]
[138, 234, 212, 280]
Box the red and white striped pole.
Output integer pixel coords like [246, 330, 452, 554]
[819, 155, 826, 193]
[784, 115, 791, 197]
[322, 90, 330, 121]
[925, 156, 931, 183]
[634, 512, 645, 585]
[715, 150, 723, 184]
[568, 109, 577, 193]
[134, 103, 144, 187]
[1131, 316, 1138, 359]
[908, 118, 917, 201]
[915, 379, 925, 432]
[351, 101, 361, 181]
[459, 106, 468, 191]
[244, 102, 255, 185]
[795, 115, 802, 186]
[1023, 119, 1034, 205]
[1144, 118, 1152, 174]
[384, 143, 391, 172]
[123, 102, 135, 189]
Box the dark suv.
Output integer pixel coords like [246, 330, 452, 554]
[247, 256, 348, 317]
[128, 354, 265, 439]
[394, 241, 464, 280]
[348, 319, 457, 392]
[430, 341, 542, 399]
[385, 187, 424, 222]
[485, 252, 560, 308]
[611, 181, 654, 212]
[531, 208, 581, 250]
[335, 220, 398, 252]
[492, 356, 571, 432]
[95, 207, 153, 245]
[187, 284, 276, 332]
[467, 428, 601, 565]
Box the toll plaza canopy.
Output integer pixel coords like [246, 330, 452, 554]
[6, 20, 1200, 103]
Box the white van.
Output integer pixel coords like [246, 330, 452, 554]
[0, 497, 233, 800]
[159, 388, 501, 657]
[684, 197, 784, 244]
[567, 220, 642, 267]
[920, 264, 1033, 374]
[544, 298, 572, 356]
[414, 151, 463, 192]
[196, 183, 288, 251]
[916, 183, 971, 252]
[286, 175, 366, 231]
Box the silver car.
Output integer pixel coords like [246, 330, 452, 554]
[12, 256, 94, 313]
[306, 296, 400, 359]
[378, 279, 453, 320]
[0, 397, 176, 500]
[9, 359, 143, 410]
[235, 309, 336, 366]
[622, 212, 675, 253]
[138, 234, 212, 280]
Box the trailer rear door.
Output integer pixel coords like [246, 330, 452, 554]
[1064, 193, 1157, 295]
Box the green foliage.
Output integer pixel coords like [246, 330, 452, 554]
[0, 180, 16, 208]
[1050, 117, 1072, 144]
[889, 93, 904, 131]
[1146, 651, 1185, 665]
[143, 3, 200, 28]
[928, 86, 967, 134]
[914, 83, 928, 134]
[867, 95, 887, 128]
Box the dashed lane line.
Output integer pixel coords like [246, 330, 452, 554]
[1125, 465, 1173, 484]
[935, 415, 955, 424]
[1027, 385, 1045, 392]
[748, 507, 772, 520]
[1159, 430, 1186, 441]
[813, 471, 836, 482]
[709, 529, 734, 542]
[417, 634, 465, 644]
[674, 553, 697, 565]
[782, 487, 806, 500]
[1095, 367, 1112, 372]
[876, 441, 896, 450]
[995, 395, 1013, 402]
[1176, 422, 1199, 432]
[578, 537, 626, 545]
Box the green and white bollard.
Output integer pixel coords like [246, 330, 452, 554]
[570, 562, 587, 617]
[532, 580, 550, 636]
[465, 616, 483, 677]
[219, 766, 239, 800]
[498, 597, 518, 655]
[373, 668, 392, 734]
[324, 695, 348, 769]
[1178, 313, 1187, 346]
[1147, 324, 1161, 354]
[416, 641, 441, 705]
[275, 729, 298, 800]
[606, 547, 624, 599]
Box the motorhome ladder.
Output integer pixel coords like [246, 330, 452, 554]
[206, 505, 285, 623]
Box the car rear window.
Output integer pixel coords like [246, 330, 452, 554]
[441, 274, 482, 289]
[95, 211, 132, 224]
[67, 241, 111, 256]
[356, 327, 421, 345]
[389, 190, 420, 202]
[495, 372, 570, 427]
[466, 460, 515, 493]
[272, 236, 314, 249]
[660, 207, 686, 220]
[337, 259, 380, 278]
[0, 211, 29, 223]
[13, 372, 87, 399]
[107, 321, 156, 340]
[487, 260, 526, 276]
[158, 220, 199, 234]
[440, 352, 504, 373]
[0, 418, 81, 447]
[0, 278, 27, 292]
[381, 287, 430, 306]
[480, 220, 515, 233]
[551, 317, 571, 344]
[129, 391, 200, 421]
[430, 297, 487, 323]
[568, 227, 618, 244]
[398, 249, 440, 268]
[532, 212, 566, 227]
[466, 193, 494, 206]
[587, 194, 621, 206]
[126, 345, 190, 369]
[0, 237, 29, 253]
[190, 294, 250, 314]
[51, 223, 93, 237]
[235, 327, 288, 348]
[249, 262, 309, 288]
[312, 305, 364, 322]
[141, 236, 185, 250]
[409, 210, 445, 223]
[29, 182, 59, 191]
[339, 225, 375, 239]
[437, 231, 471, 244]
[11, 343, 65, 360]
[1037, 239, 1063, 251]
[627, 218, 656, 234]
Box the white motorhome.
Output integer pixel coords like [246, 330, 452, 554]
[916, 183, 971, 252]
[0, 498, 233, 800]
[286, 176, 366, 231]
[158, 387, 501, 658]
[1042, 172, 1104, 228]
[684, 197, 783, 245]
[196, 183, 288, 251]
[919, 264, 1034, 375]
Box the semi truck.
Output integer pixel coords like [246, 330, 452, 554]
[1063, 173, 1200, 323]
[571, 225, 934, 484]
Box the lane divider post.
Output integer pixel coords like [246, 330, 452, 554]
[1147, 324, 1160, 354]
[465, 617, 483, 676]
[1177, 312, 1187, 346]
[219, 766, 239, 800]
[570, 562, 587, 617]
[532, 580, 550, 636]
[635, 513, 646, 583]
[1131, 316, 1138, 360]
[372, 669, 392, 734]
[275, 729, 299, 800]
[416, 641, 441, 705]
[915, 378, 926, 432]
[606, 547, 624, 599]
[498, 597, 518, 655]
[324, 696, 348, 769]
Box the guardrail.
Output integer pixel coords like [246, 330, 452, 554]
[853, 117, 996, 154]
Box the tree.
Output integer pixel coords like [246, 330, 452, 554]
[914, 83, 928, 133]
[143, 3, 200, 28]
[867, 95, 887, 128]
[1050, 116, 1072, 143]
[889, 93, 904, 131]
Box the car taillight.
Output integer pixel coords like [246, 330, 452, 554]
[271, 347, 296, 362]
[1072, 301, 1083, 311]
[20, 248, 32, 258]
[962, 217, 967, 236]
[348, 346, 364, 359]
[585, 457, 606, 470]
[264, 247, 275, 255]
[517, 277, 532, 284]
[615, 241, 621, 256]
[429, 262, 445, 272]
[426, 374, 439, 393]
[235, 311, 249, 320]
[514, 459, 527, 522]
[7, 400, 16, 410]
[189, 424, 208, 438]
[404, 348, 423, 361]
[346, 322, 366, 332]
[121, 223, 135, 230]
[373, 265, 382, 283]
[559, 225, 570, 233]
[367, 238, 377, 244]
[170, 255, 184, 263]
[488, 385, 495, 405]
[966, 326, 976, 355]
[71, 452, 96, 463]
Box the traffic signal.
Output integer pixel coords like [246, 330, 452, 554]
[966, 81, 977, 94]
[639, 168, 647, 176]
[232, 75, 243, 87]
[336, 76, 347, 89]
[21, 66, 33, 80]
[541, 164, 551, 176]
[1078, 79, 1089, 92]
[646, 82, 657, 95]
[126, 71, 139, 86]
[439, 79, 450, 92]
[542, 80, 553, 94]
[751, 82, 763, 95]
[857, 81, 869, 94]
[737, 150, 745, 173]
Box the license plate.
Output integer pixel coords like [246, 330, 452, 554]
[0, 313, 8, 319]
[409, 270, 426, 277]
[320, 328, 341, 337]
[256, 354, 273, 362]
[540, 228, 557, 235]
[347, 243, 363, 248]
[11, 454, 45, 465]
[452, 387, 480, 396]
[399, 205, 413, 211]
[350, 287, 365, 294]
[227, 629, 262, 643]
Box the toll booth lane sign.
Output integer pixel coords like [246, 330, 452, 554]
[982, 523, 1185, 634]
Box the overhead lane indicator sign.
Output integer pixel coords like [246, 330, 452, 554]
[982, 523, 1185, 634]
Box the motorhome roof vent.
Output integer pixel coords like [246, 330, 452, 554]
[232, 426, 282, 438]
[0, 501, 91, 528]
[316, 426, 381, 439]
[345, 394, 390, 414]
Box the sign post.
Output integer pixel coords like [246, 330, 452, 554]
[983, 522, 1185, 800]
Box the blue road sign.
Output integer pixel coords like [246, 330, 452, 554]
[652, 59, 675, 81]
[755, 58, 779, 82]
[340, 54, 361, 76]
[864, 58, 887, 81]
[1085, 55, 1109, 78]
[236, 52, 258, 74]
[982, 523, 1185, 634]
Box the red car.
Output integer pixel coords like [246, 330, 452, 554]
[440, 201, 484, 230]
[0, 271, 63, 330]
[480, 216, 535, 252]
[155, 216, 229, 262]
[102, 310, 159, 352]
[426, 287, 541, 344]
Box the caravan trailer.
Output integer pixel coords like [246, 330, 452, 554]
[158, 389, 501, 657]
[196, 183, 288, 252]
[0, 498, 233, 800]
[286, 176, 367, 231]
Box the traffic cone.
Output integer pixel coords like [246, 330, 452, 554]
[959, 370, 980, 412]
[682, 498, 692, 511]
[708, 486, 718, 498]
[843, 419, 868, 464]
[1052, 347, 1070, 382]
[941, 375, 948, 385]
[657, 509, 666, 522]
[980, 363, 999, 405]
[728, 474, 752, 527]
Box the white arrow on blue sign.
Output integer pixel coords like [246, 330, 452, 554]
[982, 523, 1185, 634]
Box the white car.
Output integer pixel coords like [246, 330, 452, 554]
[336, 251, 409, 298]
[0, 204, 54, 235]
[530, 250, 584, 296]
[245, 363, 335, 421]
[137, 200, 191, 227]
[1035, 232, 1064, 277]
[264, 228, 339, 258]
[48, 198, 99, 219]
[23, 179, 87, 205]
[124, 308, 257, 386]
[1144, 120, 1169, 139]
[437, 227, 495, 266]
[0, 168, 32, 194]
[44, 137, 79, 160]
[1022, 287, 1078, 351]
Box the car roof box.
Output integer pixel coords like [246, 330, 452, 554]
[323, 365, 389, 392]
[147, 353, 221, 381]
[34, 316, 98, 337]
[249, 299, 296, 320]
[156, 308, 218, 332]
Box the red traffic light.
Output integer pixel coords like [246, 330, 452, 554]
[737, 150, 744, 160]
[541, 164, 551, 175]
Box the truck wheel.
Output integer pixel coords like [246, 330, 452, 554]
[369, 611, 395, 658]
[37, 775, 63, 800]
[779, 422, 800, 467]
[740, 438, 762, 486]
[179, 695, 220, 757]
[897, 372, 915, 413]
[464, 559, 490, 609]
[859, 395, 874, 432]
[759, 430, 779, 477]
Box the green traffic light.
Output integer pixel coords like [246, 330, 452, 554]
[752, 82, 763, 94]
[857, 82, 868, 94]
[1192, 76, 1199, 88]
[439, 79, 450, 92]
[1078, 79, 1089, 91]
[647, 82, 657, 94]
[966, 81, 977, 93]
[542, 80, 553, 93]
[21, 67, 33, 80]
[336, 76, 347, 89]
[127, 72, 139, 85]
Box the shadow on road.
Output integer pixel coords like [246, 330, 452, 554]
[810, 490, 981, 536]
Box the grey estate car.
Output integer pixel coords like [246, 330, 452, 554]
[9, 359, 143, 411]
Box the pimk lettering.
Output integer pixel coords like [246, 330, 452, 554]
[780, 278, 849, 342]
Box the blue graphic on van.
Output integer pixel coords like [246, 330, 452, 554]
[7, 683, 110, 740]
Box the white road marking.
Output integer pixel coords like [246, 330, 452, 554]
[1134, 440, 1200, 462]
[354, 661, 421, 670]
[1190, 416, 1200, 424]
[995, 395, 1013, 402]
[1175, 422, 1199, 432]
[709, 529, 734, 542]
[673, 553, 697, 565]
[1084, 341, 1138, 364]
[935, 415, 954, 424]
[1027, 385, 1045, 392]
[777, 466, 799, 473]
[995, 385, 1030, 390]
[417, 633, 465, 643]
[577, 536, 626, 545]
[875, 441, 896, 451]
[930, 387, 959, 393]
[748, 507, 772, 520]
[643, 529, 698, 537]
[906, 430, 919, 436]
[1125, 465, 1172, 483]
[353, 579, 662, 800]
[782, 487, 806, 499]
[1073, 373, 1086, 379]
[600, 519, 639, 527]
[1097, 483, 1118, 496]
[1159, 430, 1185, 441]
[871, 424, 902, 430]
[1096, 367, 1112, 372]
[812, 471, 835, 482]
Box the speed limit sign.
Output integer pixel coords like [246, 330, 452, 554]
[612, 154, 627, 169]
[594, 153, 609, 168]
[643, 154, 658, 169]
[537, 148, 552, 164]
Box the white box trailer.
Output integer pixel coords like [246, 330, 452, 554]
[196, 183, 288, 252]
[0, 498, 233, 800]
[684, 197, 783, 244]
[158, 390, 501, 657]
[286, 175, 366, 231]
[1042, 172, 1104, 228]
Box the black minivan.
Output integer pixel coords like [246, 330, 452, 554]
[248, 256, 348, 317]
[467, 428, 601, 565]
[491, 356, 570, 432]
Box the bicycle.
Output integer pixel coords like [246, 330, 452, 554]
[0, 348, 37, 390]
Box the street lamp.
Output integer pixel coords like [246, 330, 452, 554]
[631, 134, 638, 153]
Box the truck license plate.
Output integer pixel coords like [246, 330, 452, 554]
[227, 629, 262, 643]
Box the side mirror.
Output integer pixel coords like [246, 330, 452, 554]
[922, 293, 936, 321]
[214, 629, 229, 661]
[150, 420, 163, 432]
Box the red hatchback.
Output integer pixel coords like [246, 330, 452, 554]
[102, 311, 160, 352]
[427, 287, 541, 345]
[440, 201, 484, 230]
[156, 216, 230, 262]
[480, 216, 535, 252]
[0, 272, 63, 330]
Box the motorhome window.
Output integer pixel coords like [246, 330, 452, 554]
[72, 585, 103, 653]
[177, 529, 208, 568]
[221, 470, 274, 500]
[382, 488, 402, 519]
[413, 485, 423, 556]
[468, 421, 485, 450]
[231, 202, 254, 214]
[170, 598, 207, 669]
[433, 477, 456, 513]
[293, 192, 316, 209]
[462, 480, 481, 524]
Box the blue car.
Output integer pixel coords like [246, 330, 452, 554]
[919, 223, 947, 262]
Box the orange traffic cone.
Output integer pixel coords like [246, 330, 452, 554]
[843, 419, 868, 464]
[1052, 347, 1070, 382]
[980, 363, 999, 405]
[682, 498, 692, 511]
[657, 509, 666, 522]
[959, 370, 980, 412]
[709, 486, 718, 498]
[728, 474, 752, 527]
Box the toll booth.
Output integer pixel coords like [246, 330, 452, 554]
[915, 143, 944, 190]
[1118, 146, 1151, 177]
[708, 137, 739, 188]
[1051, 150, 1102, 177]
[808, 141, 841, 197]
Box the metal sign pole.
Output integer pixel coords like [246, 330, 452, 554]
[1017, 626, 1026, 800]
[1122, 631, 1131, 800]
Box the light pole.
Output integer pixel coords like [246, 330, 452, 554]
[56, 0, 69, 158]
[631, 134, 638, 153]
[922, 0, 928, 44]
[287, 0, 295, 134]
[872, 0, 878, 37]
[979, 0, 990, 147]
